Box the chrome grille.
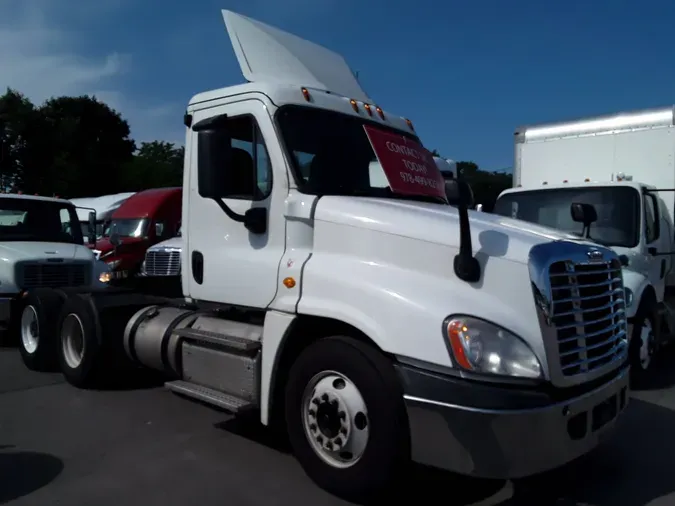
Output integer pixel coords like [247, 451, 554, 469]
[549, 259, 627, 376]
[529, 241, 628, 387]
[145, 249, 181, 276]
[16, 261, 89, 290]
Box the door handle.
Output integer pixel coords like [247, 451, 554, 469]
[661, 259, 666, 279]
[648, 247, 658, 256]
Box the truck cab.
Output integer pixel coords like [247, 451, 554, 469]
[19, 11, 630, 501]
[494, 106, 675, 383]
[96, 188, 182, 280]
[0, 194, 110, 343]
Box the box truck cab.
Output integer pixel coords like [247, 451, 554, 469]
[18, 11, 630, 501]
[96, 188, 182, 279]
[494, 106, 675, 383]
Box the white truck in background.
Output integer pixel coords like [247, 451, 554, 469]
[0, 194, 111, 352]
[70, 192, 135, 241]
[494, 106, 675, 384]
[17, 11, 630, 500]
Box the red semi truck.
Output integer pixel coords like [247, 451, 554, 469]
[95, 187, 182, 280]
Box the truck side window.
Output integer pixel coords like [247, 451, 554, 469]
[226, 115, 273, 201]
[644, 194, 659, 243]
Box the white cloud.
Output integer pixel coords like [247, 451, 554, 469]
[0, 0, 182, 146]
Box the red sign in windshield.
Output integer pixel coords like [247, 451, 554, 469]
[364, 125, 447, 202]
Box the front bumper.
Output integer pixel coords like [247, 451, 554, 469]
[398, 363, 629, 479]
[0, 295, 15, 325]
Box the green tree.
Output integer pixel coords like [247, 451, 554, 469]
[29, 95, 136, 197]
[0, 89, 46, 192]
[121, 141, 184, 190]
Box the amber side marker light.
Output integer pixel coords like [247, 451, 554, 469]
[446, 320, 473, 370]
[405, 118, 415, 132]
[364, 103, 373, 116]
[283, 277, 296, 289]
[301, 87, 311, 101]
[375, 106, 385, 120]
[350, 99, 359, 112]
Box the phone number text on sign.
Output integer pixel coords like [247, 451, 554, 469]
[399, 172, 443, 189]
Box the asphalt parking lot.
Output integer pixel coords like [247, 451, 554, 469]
[2, 347, 675, 506]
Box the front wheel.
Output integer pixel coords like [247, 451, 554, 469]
[630, 309, 657, 387]
[284, 336, 410, 502]
[18, 290, 64, 371]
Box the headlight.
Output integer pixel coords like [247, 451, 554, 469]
[444, 316, 542, 379]
[107, 259, 121, 270]
[99, 271, 112, 283]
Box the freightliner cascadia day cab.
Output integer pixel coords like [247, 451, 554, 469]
[20, 11, 630, 500]
[0, 194, 111, 352]
[493, 106, 675, 384]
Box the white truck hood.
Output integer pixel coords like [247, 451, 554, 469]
[314, 196, 590, 264]
[0, 241, 94, 263]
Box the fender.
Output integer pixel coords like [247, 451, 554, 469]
[621, 269, 652, 320]
[296, 251, 546, 375]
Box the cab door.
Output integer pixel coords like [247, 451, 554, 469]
[184, 98, 287, 309]
[644, 191, 668, 301]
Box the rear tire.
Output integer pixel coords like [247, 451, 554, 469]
[56, 295, 104, 388]
[284, 336, 410, 502]
[18, 290, 64, 371]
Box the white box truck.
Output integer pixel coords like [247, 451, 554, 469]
[494, 106, 675, 384]
[19, 11, 630, 500]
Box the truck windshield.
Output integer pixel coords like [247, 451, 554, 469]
[276, 105, 446, 205]
[0, 198, 84, 244]
[493, 186, 640, 248]
[103, 218, 148, 239]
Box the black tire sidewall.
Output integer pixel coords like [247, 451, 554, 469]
[56, 295, 101, 388]
[18, 291, 64, 371]
[284, 336, 409, 501]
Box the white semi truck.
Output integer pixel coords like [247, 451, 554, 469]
[494, 106, 675, 384]
[19, 11, 630, 500]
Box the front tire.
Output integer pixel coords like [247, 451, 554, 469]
[284, 336, 410, 501]
[630, 306, 657, 387]
[18, 290, 64, 371]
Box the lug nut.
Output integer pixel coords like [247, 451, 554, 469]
[308, 409, 316, 417]
[309, 423, 317, 431]
[338, 411, 346, 420]
[330, 399, 338, 407]
[317, 435, 323, 443]
[334, 437, 343, 448]
[325, 441, 333, 450]
[311, 398, 319, 405]
[340, 427, 347, 435]
[321, 393, 329, 401]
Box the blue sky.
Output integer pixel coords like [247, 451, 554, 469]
[1, 0, 673, 173]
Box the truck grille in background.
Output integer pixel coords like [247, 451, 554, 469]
[548, 259, 627, 377]
[145, 250, 181, 276]
[16, 262, 89, 290]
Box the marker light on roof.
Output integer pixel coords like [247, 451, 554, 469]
[350, 99, 359, 112]
[563, 180, 568, 183]
[364, 103, 373, 116]
[376, 106, 385, 120]
[405, 118, 415, 132]
[585, 178, 590, 182]
[301, 87, 311, 102]
[542, 182, 548, 185]
[616, 172, 625, 181]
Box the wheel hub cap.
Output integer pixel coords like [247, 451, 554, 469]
[302, 372, 370, 469]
